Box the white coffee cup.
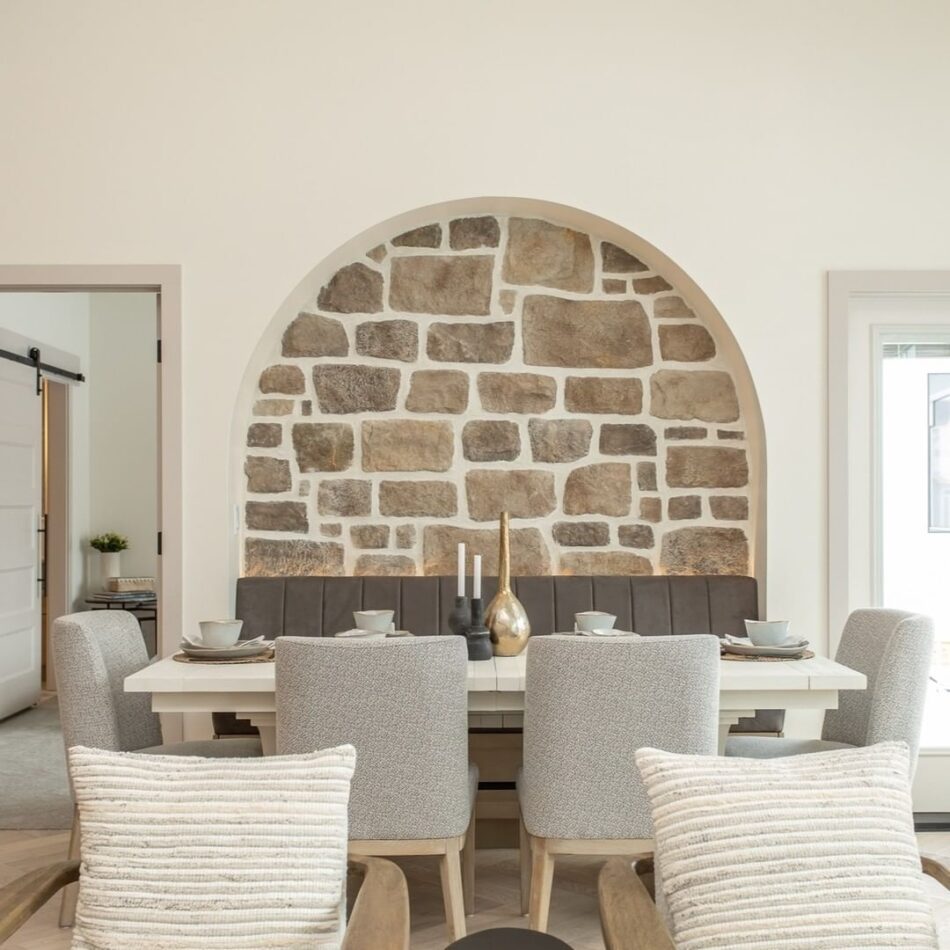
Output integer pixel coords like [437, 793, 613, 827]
[198, 619, 243, 649]
[353, 609, 395, 633]
[744, 619, 791, 647]
[575, 610, 617, 633]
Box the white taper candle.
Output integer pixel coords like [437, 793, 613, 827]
[457, 542, 466, 597]
[473, 554, 482, 599]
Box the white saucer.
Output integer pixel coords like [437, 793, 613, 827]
[722, 638, 809, 658]
[182, 634, 265, 651]
[179, 640, 271, 660]
[573, 628, 637, 637]
[334, 629, 386, 640]
[724, 634, 808, 648]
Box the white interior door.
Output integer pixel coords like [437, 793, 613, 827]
[0, 358, 42, 720]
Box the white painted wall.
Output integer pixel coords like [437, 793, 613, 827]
[2, 1, 950, 691]
[0, 295, 90, 360]
[0, 294, 90, 607]
[89, 294, 158, 581]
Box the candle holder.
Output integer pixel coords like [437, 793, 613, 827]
[466, 597, 493, 661]
[448, 595, 471, 637]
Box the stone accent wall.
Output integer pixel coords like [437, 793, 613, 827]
[242, 214, 753, 577]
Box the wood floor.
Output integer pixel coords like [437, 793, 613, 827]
[2, 830, 948, 949]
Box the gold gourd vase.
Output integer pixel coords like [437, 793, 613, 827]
[485, 512, 531, 656]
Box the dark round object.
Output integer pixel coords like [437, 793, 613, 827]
[446, 927, 573, 949]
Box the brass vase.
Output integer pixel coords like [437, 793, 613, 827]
[485, 512, 531, 656]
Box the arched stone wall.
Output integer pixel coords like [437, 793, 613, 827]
[236, 202, 763, 579]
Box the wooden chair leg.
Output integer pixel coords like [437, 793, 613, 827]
[461, 813, 476, 916]
[519, 813, 531, 916]
[439, 839, 466, 942]
[58, 807, 80, 928]
[528, 835, 555, 933]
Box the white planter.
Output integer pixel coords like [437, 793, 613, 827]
[100, 552, 121, 588]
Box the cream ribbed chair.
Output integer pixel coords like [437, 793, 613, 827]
[518, 634, 720, 933]
[726, 608, 934, 765]
[276, 635, 478, 943]
[52, 611, 262, 925]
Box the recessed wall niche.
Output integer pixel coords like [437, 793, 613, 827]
[238, 203, 761, 579]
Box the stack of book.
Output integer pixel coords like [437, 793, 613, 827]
[105, 577, 155, 594]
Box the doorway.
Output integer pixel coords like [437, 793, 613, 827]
[0, 271, 182, 733]
[0, 291, 160, 715]
[879, 335, 950, 811]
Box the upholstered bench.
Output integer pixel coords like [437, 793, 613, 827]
[212, 574, 781, 738]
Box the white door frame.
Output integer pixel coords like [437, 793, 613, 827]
[0, 266, 182, 663]
[828, 271, 950, 810]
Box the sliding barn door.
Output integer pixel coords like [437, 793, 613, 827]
[0, 358, 42, 719]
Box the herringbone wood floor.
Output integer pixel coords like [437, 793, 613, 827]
[2, 831, 948, 949]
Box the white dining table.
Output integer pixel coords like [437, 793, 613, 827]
[125, 644, 866, 755]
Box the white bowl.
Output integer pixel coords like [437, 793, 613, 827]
[744, 619, 791, 647]
[353, 609, 395, 633]
[198, 619, 243, 649]
[575, 610, 617, 633]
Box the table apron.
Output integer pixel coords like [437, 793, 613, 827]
[721, 689, 840, 712]
[467, 691, 526, 713]
[150, 692, 276, 715]
[149, 688, 840, 718]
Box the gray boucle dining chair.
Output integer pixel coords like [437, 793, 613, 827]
[726, 608, 934, 764]
[51, 611, 262, 925]
[518, 634, 720, 934]
[275, 635, 478, 943]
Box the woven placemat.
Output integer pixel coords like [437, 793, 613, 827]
[721, 649, 814, 662]
[172, 650, 274, 665]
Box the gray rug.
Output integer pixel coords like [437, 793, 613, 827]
[0, 697, 73, 829]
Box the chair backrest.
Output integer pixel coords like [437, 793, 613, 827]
[275, 635, 470, 841]
[520, 634, 720, 841]
[52, 611, 162, 753]
[823, 608, 934, 763]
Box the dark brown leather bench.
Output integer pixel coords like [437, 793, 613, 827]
[212, 574, 782, 737]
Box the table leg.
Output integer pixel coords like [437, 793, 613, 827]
[718, 711, 753, 755]
[236, 712, 277, 755]
[717, 721, 732, 755]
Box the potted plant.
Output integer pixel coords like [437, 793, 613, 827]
[90, 532, 129, 588]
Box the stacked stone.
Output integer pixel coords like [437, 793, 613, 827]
[243, 215, 751, 578]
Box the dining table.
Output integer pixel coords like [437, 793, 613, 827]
[124, 644, 867, 755]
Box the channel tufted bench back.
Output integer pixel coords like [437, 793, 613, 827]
[213, 574, 781, 736]
[235, 574, 759, 641]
